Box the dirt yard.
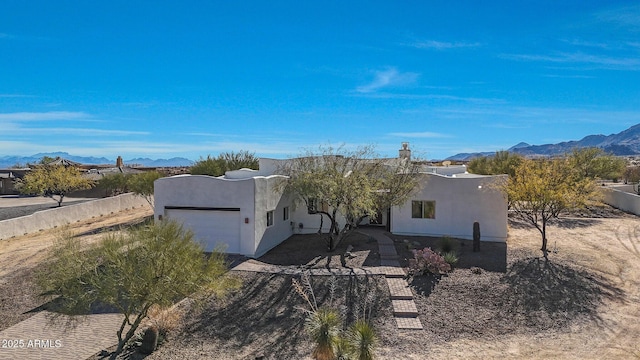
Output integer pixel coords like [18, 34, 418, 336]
[0, 206, 153, 331]
[145, 206, 640, 360]
[2, 203, 640, 359]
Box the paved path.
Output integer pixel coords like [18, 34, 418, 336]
[0, 311, 127, 360]
[357, 228, 423, 330]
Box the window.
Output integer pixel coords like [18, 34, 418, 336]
[267, 210, 274, 227]
[412, 200, 435, 219]
[283, 206, 289, 221]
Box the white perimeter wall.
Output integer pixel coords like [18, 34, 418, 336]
[0, 193, 149, 240]
[391, 173, 508, 241]
[602, 186, 640, 216]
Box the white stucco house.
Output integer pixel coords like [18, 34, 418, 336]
[154, 145, 508, 258]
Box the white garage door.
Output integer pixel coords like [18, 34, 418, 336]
[165, 208, 241, 253]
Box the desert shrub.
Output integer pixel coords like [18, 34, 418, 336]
[146, 304, 184, 346]
[346, 319, 377, 360]
[408, 247, 451, 276]
[437, 236, 459, 254]
[442, 251, 459, 267]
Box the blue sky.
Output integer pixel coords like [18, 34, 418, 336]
[1, 1, 640, 160]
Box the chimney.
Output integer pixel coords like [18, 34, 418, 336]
[399, 142, 411, 160]
[116, 156, 123, 168]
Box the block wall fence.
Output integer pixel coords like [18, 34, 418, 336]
[0, 193, 149, 240]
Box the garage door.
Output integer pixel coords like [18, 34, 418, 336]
[165, 208, 241, 253]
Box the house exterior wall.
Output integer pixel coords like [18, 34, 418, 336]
[252, 176, 294, 257]
[153, 159, 509, 258]
[154, 175, 257, 256]
[391, 173, 508, 242]
[289, 204, 337, 234]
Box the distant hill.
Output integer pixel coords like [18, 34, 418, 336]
[447, 123, 640, 161]
[0, 152, 194, 168]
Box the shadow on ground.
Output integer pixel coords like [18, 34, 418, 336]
[257, 231, 380, 269]
[508, 212, 606, 231]
[499, 257, 625, 327]
[158, 271, 389, 359]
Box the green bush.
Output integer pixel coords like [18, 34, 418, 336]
[437, 236, 459, 254]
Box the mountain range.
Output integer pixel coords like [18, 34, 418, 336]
[4, 123, 640, 166]
[447, 123, 640, 161]
[0, 152, 194, 168]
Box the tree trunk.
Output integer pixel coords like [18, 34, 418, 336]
[317, 213, 324, 235]
[541, 221, 548, 260]
[111, 311, 148, 359]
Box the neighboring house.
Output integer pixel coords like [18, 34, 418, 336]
[154, 145, 508, 258]
[0, 169, 29, 195]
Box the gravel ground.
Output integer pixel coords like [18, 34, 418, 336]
[104, 205, 639, 360]
[2, 202, 638, 359]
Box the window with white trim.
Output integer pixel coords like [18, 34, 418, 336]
[283, 206, 289, 221]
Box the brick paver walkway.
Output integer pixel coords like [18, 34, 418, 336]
[0, 311, 127, 360]
[358, 228, 423, 330]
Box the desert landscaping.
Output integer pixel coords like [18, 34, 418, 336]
[1, 200, 640, 359]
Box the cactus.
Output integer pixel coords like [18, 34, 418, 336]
[473, 221, 481, 252]
[140, 326, 159, 354]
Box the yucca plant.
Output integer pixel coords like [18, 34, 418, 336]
[347, 320, 377, 360]
[442, 251, 459, 267]
[305, 307, 341, 360]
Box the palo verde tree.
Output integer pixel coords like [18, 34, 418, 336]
[38, 220, 239, 359]
[98, 173, 131, 196]
[467, 150, 523, 177]
[277, 145, 421, 251]
[126, 170, 163, 208]
[568, 147, 626, 181]
[503, 157, 597, 259]
[190, 150, 259, 176]
[18, 165, 94, 207]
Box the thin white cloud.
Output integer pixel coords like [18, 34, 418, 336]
[594, 4, 640, 31]
[0, 111, 91, 121]
[183, 132, 233, 137]
[387, 132, 451, 138]
[501, 52, 640, 70]
[0, 94, 36, 98]
[10, 127, 149, 136]
[542, 74, 595, 79]
[561, 38, 611, 49]
[355, 68, 419, 93]
[410, 40, 481, 50]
